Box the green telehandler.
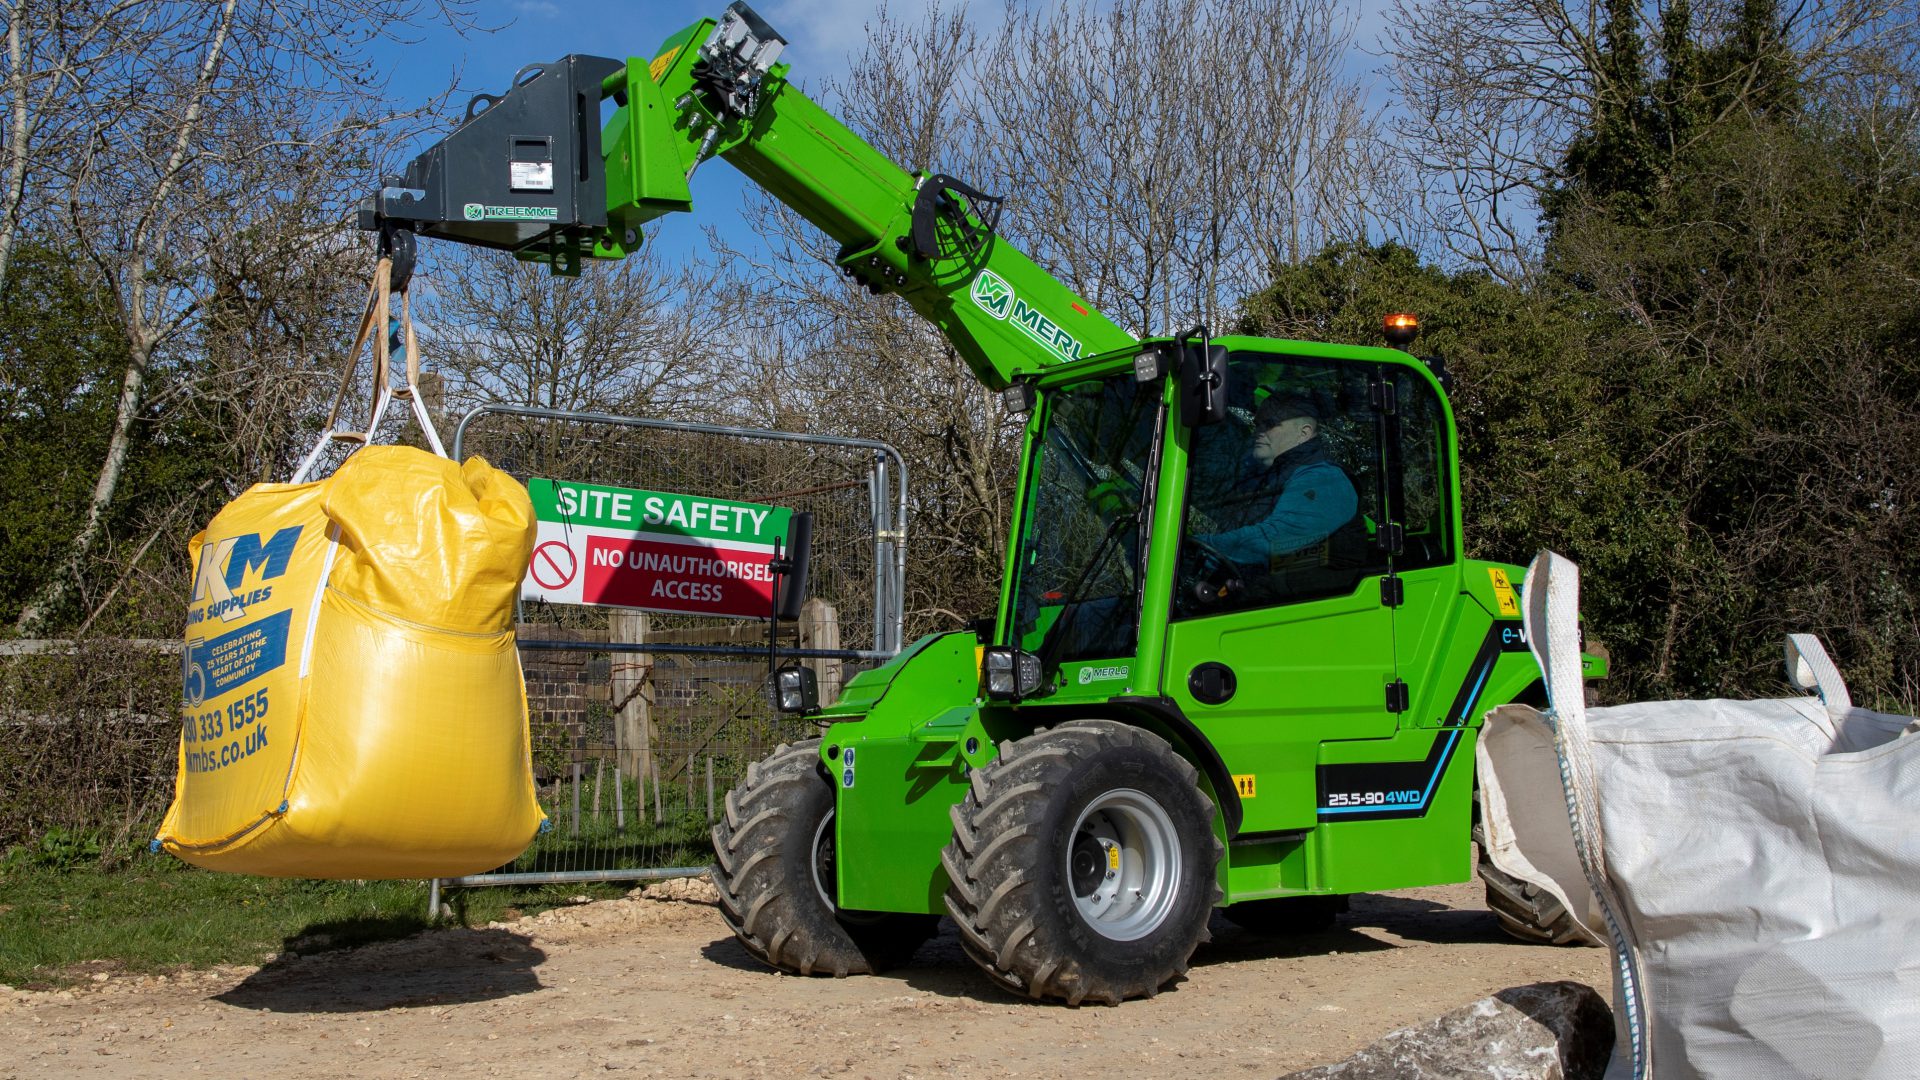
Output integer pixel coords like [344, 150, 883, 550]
[363, 2, 1605, 1002]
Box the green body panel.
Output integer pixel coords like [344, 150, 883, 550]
[827, 631, 981, 912]
[598, 29, 702, 234]
[1311, 728, 1479, 891]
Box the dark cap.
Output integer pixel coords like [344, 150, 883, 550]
[1256, 393, 1318, 428]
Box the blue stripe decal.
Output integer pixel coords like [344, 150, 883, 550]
[1457, 665, 1491, 723]
[1418, 730, 1461, 804]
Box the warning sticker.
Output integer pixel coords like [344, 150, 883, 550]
[1487, 567, 1520, 617]
[1233, 774, 1257, 798]
[510, 160, 554, 192]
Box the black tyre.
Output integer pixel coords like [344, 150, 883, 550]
[1473, 826, 1598, 947]
[942, 720, 1224, 1004]
[712, 739, 939, 976]
[1222, 894, 1348, 935]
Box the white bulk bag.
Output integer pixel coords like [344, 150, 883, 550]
[1476, 551, 1920, 1080]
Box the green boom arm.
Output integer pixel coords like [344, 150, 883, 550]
[607, 6, 1136, 388]
[369, 3, 1135, 390]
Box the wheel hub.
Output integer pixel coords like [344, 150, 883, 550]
[1069, 833, 1107, 897]
[1066, 789, 1183, 942]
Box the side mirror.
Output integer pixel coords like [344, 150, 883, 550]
[774, 512, 813, 621]
[1179, 343, 1229, 427]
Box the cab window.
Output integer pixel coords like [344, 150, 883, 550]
[1390, 368, 1451, 570]
[1176, 354, 1388, 617]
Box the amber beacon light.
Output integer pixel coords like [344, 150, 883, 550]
[1383, 312, 1419, 349]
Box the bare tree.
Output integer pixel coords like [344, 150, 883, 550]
[13, 0, 477, 632]
[970, 0, 1389, 334]
[427, 244, 725, 420]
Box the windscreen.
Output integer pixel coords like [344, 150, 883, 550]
[1009, 373, 1162, 663]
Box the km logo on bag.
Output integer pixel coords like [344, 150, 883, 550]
[189, 526, 302, 624]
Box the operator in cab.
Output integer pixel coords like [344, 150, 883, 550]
[1196, 394, 1358, 577]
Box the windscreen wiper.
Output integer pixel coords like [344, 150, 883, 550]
[1034, 506, 1138, 676]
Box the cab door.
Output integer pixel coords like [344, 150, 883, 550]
[1378, 366, 1465, 724]
[1160, 351, 1400, 835]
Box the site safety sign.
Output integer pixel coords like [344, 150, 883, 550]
[521, 479, 793, 619]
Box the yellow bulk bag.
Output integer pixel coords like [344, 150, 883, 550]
[155, 446, 543, 878]
[156, 255, 544, 878]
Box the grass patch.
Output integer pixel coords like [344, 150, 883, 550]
[0, 846, 692, 989]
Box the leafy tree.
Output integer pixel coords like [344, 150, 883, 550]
[1549, 111, 1920, 706]
[0, 243, 221, 630]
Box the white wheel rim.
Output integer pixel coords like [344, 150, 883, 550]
[1067, 788, 1182, 941]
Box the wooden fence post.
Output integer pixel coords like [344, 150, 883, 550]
[799, 597, 842, 703]
[610, 611, 655, 790]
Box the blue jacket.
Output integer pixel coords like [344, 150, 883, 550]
[1201, 441, 1358, 568]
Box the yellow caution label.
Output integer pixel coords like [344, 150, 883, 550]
[1106, 844, 1121, 871]
[1233, 774, 1257, 798]
[1487, 567, 1520, 617]
[648, 48, 681, 83]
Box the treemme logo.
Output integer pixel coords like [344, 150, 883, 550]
[968, 270, 1086, 363]
[189, 527, 301, 625]
[462, 203, 559, 222]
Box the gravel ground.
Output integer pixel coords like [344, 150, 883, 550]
[0, 875, 1611, 1078]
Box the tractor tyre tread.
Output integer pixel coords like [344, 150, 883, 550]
[942, 719, 1223, 1005]
[1472, 825, 1599, 947]
[711, 739, 937, 976]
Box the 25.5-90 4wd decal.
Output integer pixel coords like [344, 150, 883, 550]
[1316, 729, 1464, 821]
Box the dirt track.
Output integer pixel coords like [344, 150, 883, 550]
[0, 876, 1610, 1078]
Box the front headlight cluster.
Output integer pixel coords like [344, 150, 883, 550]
[772, 663, 819, 715]
[982, 647, 1044, 701]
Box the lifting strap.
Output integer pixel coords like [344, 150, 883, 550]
[292, 256, 447, 483]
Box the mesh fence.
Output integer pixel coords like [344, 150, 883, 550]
[448, 408, 904, 883]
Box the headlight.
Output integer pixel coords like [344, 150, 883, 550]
[773, 663, 819, 714]
[981, 647, 1045, 701]
[1133, 347, 1167, 382]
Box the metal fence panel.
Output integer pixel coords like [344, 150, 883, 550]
[437, 406, 907, 893]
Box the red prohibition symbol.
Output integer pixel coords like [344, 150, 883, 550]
[529, 540, 578, 589]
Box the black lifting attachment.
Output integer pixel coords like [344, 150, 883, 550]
[378, 222, 417, 294]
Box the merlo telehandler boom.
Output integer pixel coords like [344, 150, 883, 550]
[362, 2, 1606, 1003]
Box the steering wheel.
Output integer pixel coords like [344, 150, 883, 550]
[1179, 538, 1244, 611]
